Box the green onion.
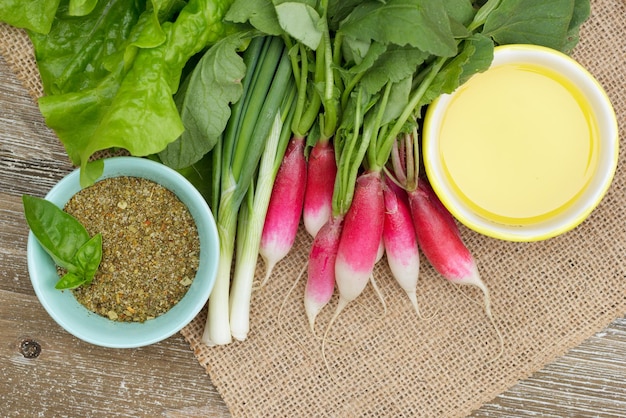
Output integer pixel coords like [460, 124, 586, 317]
[229, 88, 296, 341]
[202, 36, 295, 346]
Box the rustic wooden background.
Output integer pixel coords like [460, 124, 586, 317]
[1, 52, 625, 417]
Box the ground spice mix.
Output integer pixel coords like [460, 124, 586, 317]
[64, 176, 200, 322]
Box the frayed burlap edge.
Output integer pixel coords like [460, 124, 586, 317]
[0, 23, 42, 100]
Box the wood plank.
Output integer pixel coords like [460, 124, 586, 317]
[0, 54, 73, 198]
[472, 317, 626, 417]
[0, 289, 230, 417]
[0, 191, 31, 295]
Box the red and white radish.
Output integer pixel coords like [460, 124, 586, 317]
[303, 140, 337, 238]
[258, 136, 307, 286]
[409, 180, 491, 308]
[408, 180, 490, 312]
[304, 215, 343, 334]
[408, 179, 503, 357]
[330, 170, 385, 326]
[321, 170, 384, 373]
[382, 175, 423, 317]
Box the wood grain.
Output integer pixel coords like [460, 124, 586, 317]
[1, 49, 624, 417]
[472, 317, 626, 417]
[1, 290, 229, 417]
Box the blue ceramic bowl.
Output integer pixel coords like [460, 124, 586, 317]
[26, 157, 219, 348]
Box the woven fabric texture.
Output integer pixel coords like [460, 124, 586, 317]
[2, 0, 624, 416]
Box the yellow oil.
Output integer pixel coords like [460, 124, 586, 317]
[438, 63, 599, 225]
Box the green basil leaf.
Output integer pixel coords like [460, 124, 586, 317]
[22, 195, 90, 271]
[55, 271, 88, 290]
[74, 233, 103, 285]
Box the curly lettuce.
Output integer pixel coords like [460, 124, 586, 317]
[23, 0, 234, 186]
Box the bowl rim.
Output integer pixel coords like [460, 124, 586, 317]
[423, 44, 619, 242]
[27, 156, 219, 348]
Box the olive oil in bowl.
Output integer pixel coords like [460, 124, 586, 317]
[423, 44, 618, 241]
[437, 62, 599, 225]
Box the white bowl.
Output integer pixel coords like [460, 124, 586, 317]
[423, 44, 618, 241]
[27, 157, 219, 348]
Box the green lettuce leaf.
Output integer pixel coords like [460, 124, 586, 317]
[33, 0, 235, 187]
[69, 0, 99, 16]
[0, 0, 61, 34]
[30, 0, 145, 96]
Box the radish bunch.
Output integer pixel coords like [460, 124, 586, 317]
[200, 0, 541, 352]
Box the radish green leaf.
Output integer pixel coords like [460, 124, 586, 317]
[225, 0, 283, 35]
[482, 0, 578, 51]
[275, 2, 323, 50]
[338, 0, 457, 57]
[159, 32, 248, 169]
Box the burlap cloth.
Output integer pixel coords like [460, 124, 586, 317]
[2, 1, 625, 416]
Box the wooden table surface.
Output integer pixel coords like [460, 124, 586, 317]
[1, 53, 625, 417]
